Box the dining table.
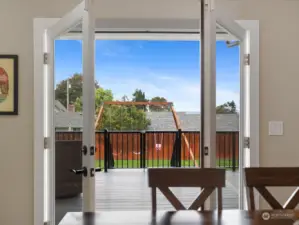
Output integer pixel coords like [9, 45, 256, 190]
[58, 210, 299, 225]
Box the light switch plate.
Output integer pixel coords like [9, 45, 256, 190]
[269, 121, 283, 136]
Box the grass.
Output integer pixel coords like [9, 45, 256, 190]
[95, 159, 238, 169]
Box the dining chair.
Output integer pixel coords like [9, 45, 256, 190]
[244, 167, 299, 210]
[148, 168, 225, 217]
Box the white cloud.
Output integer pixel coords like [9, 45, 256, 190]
[99, 73, 239, 112]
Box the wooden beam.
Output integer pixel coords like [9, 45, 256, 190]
[94, 105, 104, 128]
[104, 101, 172, 106]
[170, 106, 199, 167]
[170, 106, 181, 129]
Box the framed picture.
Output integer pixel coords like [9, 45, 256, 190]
[0, 55, 18, 115]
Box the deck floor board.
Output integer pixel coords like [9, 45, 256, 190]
[56, 169, 239, 224]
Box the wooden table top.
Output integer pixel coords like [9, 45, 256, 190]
[58, 210, 299, 225]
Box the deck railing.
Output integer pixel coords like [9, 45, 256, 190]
[55, 130, 239, 171]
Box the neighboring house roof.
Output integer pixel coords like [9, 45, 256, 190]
[55, 110, 239, 131]
[146, 112, 239, 131]
[54, 98, 239, 131]
[55, 100, 67, 112]
[55, 112, 83, 128]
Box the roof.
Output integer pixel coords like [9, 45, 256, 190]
[146, 112, 239, 131]
[54, 100, 67, 112]
[55, 112, 83, 128]
[55, 110, 239, 131]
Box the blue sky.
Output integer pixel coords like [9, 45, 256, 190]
[55, 40, 239, 111]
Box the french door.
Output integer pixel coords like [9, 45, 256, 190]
[38, 0, 259, 223]
[201, 1, 259, 210]
[214, 18, 258, 209]
[43, 1, 96, 224]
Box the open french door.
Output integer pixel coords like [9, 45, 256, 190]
[201, 1, 259, 210]
[43, 1, 96, 224]
[214, 18, 259, 209]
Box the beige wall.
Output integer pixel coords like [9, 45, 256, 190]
[0, 0, 299, 224]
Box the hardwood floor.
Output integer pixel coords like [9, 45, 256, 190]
[59, 210, 298, 225]
[56, 169, 239, 224]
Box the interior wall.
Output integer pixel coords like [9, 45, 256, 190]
[0, 0, 298, 224]
[239, 0, 299, 206]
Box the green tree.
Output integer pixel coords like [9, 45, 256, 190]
[216, 100, 237, 113]
[74, 87, 113, 112]
[132, 89, 148, 102]
[149, 96, 171, 112]
[75, 87, 150, 131]
[132, 89, 148, 110]
[55, 73, 99, 108]
[99, 105, 151, 131]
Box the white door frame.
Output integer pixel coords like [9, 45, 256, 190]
[216, 19, 260, 209]
[238, 20, 260, 209]
[33, 0, 96, 224]
[200, 0, 217, 210]
[34, 10, 259, 225]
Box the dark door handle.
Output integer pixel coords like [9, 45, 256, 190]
[70, 167, 87, 176]
[70, 167, 102, 177]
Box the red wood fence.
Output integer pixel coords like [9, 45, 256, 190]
[55, 131, 239, 162]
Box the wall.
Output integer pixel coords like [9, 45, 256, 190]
[0, 1, 81, 225]
[0, 0, 298, 224]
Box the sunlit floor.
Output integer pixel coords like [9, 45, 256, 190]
[56, 169, 239, 224]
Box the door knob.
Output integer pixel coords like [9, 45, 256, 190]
[70, 167, 101, 177]
[70, 167, 88, 176]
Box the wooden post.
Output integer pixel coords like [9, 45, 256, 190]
[170, 106, 199, 167]
[94, 105, 104, 129]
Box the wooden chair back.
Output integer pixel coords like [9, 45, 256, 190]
[244, 167, 299, 210]
[148, 168, 225, 216]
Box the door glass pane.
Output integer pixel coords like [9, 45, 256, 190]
[215, 25, 240, 209]
[54, 21, 83, 225]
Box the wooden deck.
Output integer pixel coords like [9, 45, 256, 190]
[56, 169, 239, 224]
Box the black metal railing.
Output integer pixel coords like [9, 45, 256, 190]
[55, 130, 239, 172]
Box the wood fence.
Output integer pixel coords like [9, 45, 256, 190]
[55, 131, 239, 163]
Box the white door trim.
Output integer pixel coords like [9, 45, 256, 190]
[33, 7, 86, 225]
[237, 20, 260, 209]
[237, 20, 260, 169]
[34, 17, 259, 225]
[33, 18, 59, 225]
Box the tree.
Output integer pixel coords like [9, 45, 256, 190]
[149, 96, 170, 112]
[216, 100, 237, 113]
[132, 89, 148, 102]
[74, 87, 113, 112]
[121, 95, 129, 102]
[98, 105, 151, 131]
[132, 89, 148, 110]
[75, 87, 150, 131]
[55, 73, 99, 108]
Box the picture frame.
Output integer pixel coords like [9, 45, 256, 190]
[0, 55, 18, 115]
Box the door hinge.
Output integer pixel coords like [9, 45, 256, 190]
[44, 137, 50, 149]
[204, 0, 214, 10]
[244, 137, 250, 148]
[44, 221, 50, 225]
[43, 52, 49, 65]
[245, 54, 250, 66]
